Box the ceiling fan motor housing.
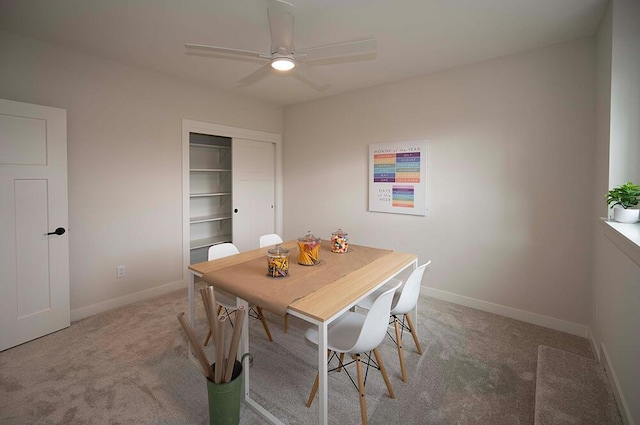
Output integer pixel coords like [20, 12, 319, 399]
[271, 53, 295, 71]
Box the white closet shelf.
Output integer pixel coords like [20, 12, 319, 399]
[190, 143, 230, 150]
[190, 168, 231, 172]
[189, 192, 232, 198]
[190, 235, 233, 250]
[190, 214, 232, 224]
[188, 134, 233, 265]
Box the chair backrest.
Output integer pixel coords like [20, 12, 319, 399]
[350, 280, 402, 354]
[259, 233, 283, 248]
[208, 242, 240, 260]
[391, 261, 431, 315]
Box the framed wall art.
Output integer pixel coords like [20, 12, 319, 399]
[368, 140, 427, 216]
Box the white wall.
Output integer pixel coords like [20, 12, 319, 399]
[591, 1, 640, 423]
[0, 30, 283, 318]
[594, 1, 613, 221]
[284, 37, 596, 331]
[608, 0, 640, 187]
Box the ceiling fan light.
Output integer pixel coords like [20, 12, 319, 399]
[271, 57, 295, 71]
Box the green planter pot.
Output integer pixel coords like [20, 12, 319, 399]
[207, 353, 251, 425]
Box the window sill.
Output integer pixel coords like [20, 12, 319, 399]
[600, 218, 640, 267]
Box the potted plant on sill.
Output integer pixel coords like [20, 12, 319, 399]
[606, 181, 640, 223]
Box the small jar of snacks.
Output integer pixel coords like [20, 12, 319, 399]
[267, 245, 289, 278]
[331, 229, 348, 253]
[297, 231, 321, 266]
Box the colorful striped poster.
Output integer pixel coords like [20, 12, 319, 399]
[369, 140, 427, 215]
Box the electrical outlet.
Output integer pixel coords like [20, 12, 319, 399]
[117, 265, 126, 278]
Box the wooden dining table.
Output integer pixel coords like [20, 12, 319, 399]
[187, 239, 417, 425]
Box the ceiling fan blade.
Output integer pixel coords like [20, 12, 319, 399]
[236, 63, 273, 87]
[267, 0, 295, 53]
[292, 62, 331, 91]
[185, 43, 268, 59]
[296, 38, 377, 62]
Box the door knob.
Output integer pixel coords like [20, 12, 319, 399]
[47, 227, 66, 236]
[234, 209, 238, 213]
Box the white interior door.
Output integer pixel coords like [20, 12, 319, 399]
[0, 98, 69, 351]
[232, 138, 275, 252]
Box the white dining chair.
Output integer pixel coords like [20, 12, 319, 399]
[304, 280, 402, 425]
[259, 233, 283, 247]
[203, 243, 273, 344]
[357, 260, 431, 382]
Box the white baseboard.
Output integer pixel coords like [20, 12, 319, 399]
[70, 279, 186, 322]
[600, 343, 635, 425]
[421, 286, 589, 337]
[587, 327, 601, 362]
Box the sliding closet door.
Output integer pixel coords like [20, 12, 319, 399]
[232, 138, 275, 252]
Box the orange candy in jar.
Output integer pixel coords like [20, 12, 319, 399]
[297, 231, 321, 265]
[331, 229, 348, 253]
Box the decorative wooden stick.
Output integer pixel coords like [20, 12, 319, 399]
[214, 314, 227, 384]
[224, 305, 246, 383]
[200, 287, 210, 316]
[177, 312, 214, 381]
[200, 288, 215, 346]
[205, 285, 218, 339]
[202, 285, 218, 342]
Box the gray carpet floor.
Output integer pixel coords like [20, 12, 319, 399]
[534, 345, 622, 425]
[0, 285, 596, 425]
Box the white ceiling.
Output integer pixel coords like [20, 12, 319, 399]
[0, 0, 607, 106]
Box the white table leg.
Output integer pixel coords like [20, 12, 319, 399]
[188, 273, 196, 326]
[188, 272, 196, 358]
[318, 322, 328, 425]
[410, 259, 418, 326]
[238, 299, 251, 401]
[237, 300, 284, 425]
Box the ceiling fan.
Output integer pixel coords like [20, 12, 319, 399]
[185, 0, 377, 90]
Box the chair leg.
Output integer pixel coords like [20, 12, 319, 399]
[306, 350, 332, 408]
[256, 306, 273, 342]
[203, 329, 212, 347]
[393, 316, 407, 382]
[306, 372, 319, 408]
[284, 314, 289, 333]
[373, 348, 395, 399]
[336, 352, 346, 372]
[404, 313, 423, 355]
[355, 354, 368, 425]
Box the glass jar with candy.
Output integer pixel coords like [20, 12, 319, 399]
[267, 245, 289, 277]
[331, 229, 348, 253]
[297, 231, 321, 265]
